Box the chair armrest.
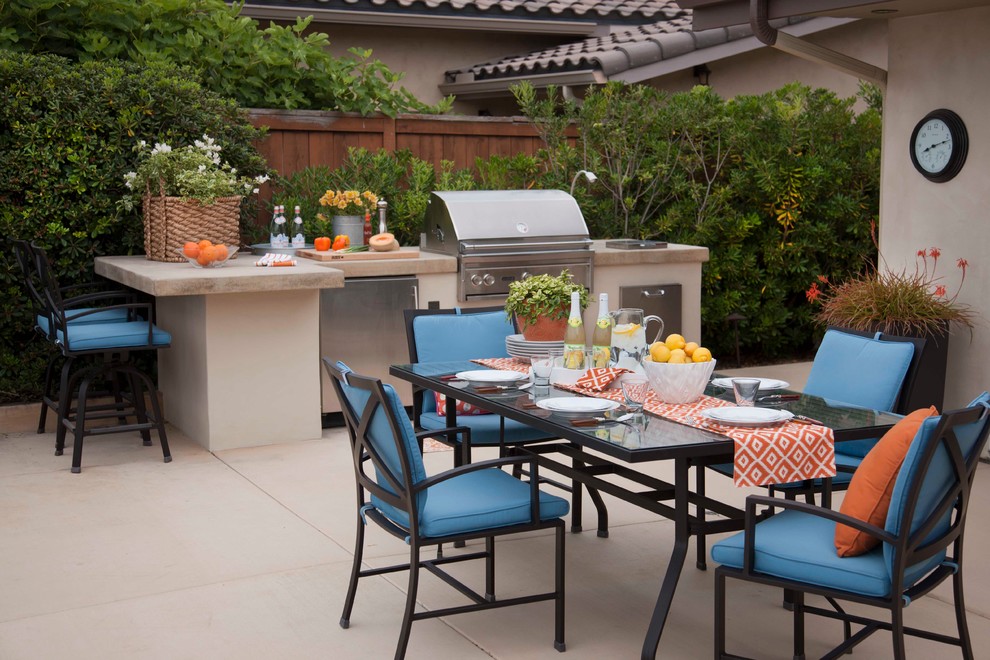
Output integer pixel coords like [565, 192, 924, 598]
[63, 289, 136, 309]
[742, 494, 896, 574]
[63, 301, 152, 324]
[414, 426, 471, 444]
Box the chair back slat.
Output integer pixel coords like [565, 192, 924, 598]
[324, 359, 427, 523]
[884, 395, 990, 584]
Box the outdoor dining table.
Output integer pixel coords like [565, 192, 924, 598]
[389, 360, 903, 659]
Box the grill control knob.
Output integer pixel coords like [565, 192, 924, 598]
[521, 271, 531, 280]
[483, 274, 495, 286]
[470, 274, 483, 287]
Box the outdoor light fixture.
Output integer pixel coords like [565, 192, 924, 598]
[693, 64, 711, 86]
[569, 170, 598, 196]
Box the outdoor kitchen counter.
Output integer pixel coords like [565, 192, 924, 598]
[590, 240, 710, 266]
[95, 255, 345, 452]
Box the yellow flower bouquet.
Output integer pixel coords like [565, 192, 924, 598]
[318, 189, 379, 217]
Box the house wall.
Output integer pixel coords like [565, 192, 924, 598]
[880, 6, 990, 409]
[647, 19, 888, 105]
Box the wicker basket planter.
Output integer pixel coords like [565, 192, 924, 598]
[142, 194, 242, 262]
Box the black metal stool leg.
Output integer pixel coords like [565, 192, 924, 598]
[54, 358, 74, 456]
[126, 368, 153, 446]
[38, 352, 59, 433]
[70, 374, 93, 474]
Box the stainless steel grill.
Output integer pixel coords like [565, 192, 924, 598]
[421, 190, 593, 301]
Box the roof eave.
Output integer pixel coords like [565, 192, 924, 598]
[439, 69, 607, 100]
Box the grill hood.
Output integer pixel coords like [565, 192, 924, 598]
[422, 190, 591, 255]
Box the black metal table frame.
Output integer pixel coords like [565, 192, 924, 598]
[389, 362, 898, 659]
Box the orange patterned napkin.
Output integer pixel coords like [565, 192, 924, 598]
[472, 357, 531, 372]
[575, 367, 630, 392]
[553, 384, 835, 487]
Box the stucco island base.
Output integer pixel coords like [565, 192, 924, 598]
[95, 256, 345, 451]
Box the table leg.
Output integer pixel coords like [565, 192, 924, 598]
[641, 457, 690, 660]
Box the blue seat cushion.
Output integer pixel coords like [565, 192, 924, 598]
[373, 467, 569, 538]
[412, 311, 513, 364]
[56, 321, 171, 351]
[419, 411, 552, 446]
[804, 330, 914, 413]
[711, 510, 892, 597]
[36, 307, 131, 335]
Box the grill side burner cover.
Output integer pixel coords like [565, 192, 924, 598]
[421, 190, 590, 254]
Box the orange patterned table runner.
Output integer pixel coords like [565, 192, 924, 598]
[472, 357, 531, 372]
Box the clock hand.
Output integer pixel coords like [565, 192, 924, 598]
[923, 139, 951, 153]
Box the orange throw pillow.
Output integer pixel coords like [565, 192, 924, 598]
[835, 406, 938, 557]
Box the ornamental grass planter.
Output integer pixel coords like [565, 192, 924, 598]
[142, 194, 242, 262]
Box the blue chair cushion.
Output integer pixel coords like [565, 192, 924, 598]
[56, 321, 171, 351]
[36, 308, 131, 335]
[419, 411, 551, 446]
[412, 311, 513, 364]
[804, 329, 915, 416]
[374, 467, 569, 538]
[711, 510, 893, 597]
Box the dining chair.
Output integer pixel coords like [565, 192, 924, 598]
[325, 359, 567, 659]
[10, 239, 134, 433]
[404, 306, 609, 536]
[33, 243, 172, 472]
[713, 394, 990, 660]
[695, 327, 922, 570]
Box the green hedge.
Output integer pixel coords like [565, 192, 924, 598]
[0, 51, 266, 403]
[0, 0, 450, 116]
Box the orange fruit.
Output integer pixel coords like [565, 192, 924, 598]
[213, 244, 229, 261]
[182, 241, 200, 258]
[197, 239, 213, 251]
[197, 245, 217, 266]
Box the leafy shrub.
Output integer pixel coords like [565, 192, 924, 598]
[515, 81, 881, 361]
[0, 0, 451, 116]
[0, 52, 266, 403]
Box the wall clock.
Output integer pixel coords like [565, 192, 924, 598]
[909, 108, 968, 183]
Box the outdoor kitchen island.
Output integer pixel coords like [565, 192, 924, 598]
[95, 255, 344, 451]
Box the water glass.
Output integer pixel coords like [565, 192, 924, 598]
[620, 375, 651, 414]
[731, 378, 761, 406]
[531, 353, 554, 387]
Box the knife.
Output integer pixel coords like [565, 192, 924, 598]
[758, 393, 801, 403]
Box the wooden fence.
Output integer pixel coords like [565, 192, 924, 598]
[247, 109, 569, 177]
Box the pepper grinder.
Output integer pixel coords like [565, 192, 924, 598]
[377, 199, 388, 234]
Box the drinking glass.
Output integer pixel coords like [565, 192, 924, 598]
[731, 378, 761, 406]
[530, 353, 554, 387]
[620, 374, 651, 424]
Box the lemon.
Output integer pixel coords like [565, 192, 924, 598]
[669, 348, 687, 361]
[684, 341, 699, 357]
[664, 333, 686, 351]
[613, 323, 641, 336]
[649, 342, 671, 363]
[668, 352, 688, 364]
[692, 347, 712, 363]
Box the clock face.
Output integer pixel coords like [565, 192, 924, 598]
[913, 118, 953, 174]
[910, 109, 968, 183]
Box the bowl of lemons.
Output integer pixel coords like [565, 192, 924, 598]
[641, 334, 716, 404]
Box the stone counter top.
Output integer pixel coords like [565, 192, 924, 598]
[591, 240, 709, 266]
[95, 255, 344, 297]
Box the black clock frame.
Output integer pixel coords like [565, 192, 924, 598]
[909, 108, 968, 183]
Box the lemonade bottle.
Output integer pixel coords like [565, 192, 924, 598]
[563, 290, 586, 370]
[591, 293, 612, 368]
[291, 205, 305, 247]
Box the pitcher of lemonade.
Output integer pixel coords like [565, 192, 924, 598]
[609, 308, 664, 369]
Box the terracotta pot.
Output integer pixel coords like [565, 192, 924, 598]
[519, 315, 568, 341]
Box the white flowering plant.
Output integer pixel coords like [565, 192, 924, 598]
[120, 135, 269, 210]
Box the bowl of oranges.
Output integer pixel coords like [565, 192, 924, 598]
[178, 240, 238, 268]
[640, 334, 716, 404]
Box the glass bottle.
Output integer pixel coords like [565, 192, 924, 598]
[269, 205, 284, 247]
[363, 211, 372, 246]
[291, 205, 305, 247]
[591, 293, 612, 368]
[563, 290, 585, 370]
[275, 205, 288, 247]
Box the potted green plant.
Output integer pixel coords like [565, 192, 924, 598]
[806, 225, 976, 409]
[505, 270, 589, 341]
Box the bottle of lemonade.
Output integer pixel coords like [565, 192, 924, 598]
[591, 293, 612, 368]
[563, 290, 585, 370]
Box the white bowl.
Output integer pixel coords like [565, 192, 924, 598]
[641, 358, 716, 404]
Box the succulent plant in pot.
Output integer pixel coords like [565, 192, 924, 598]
[505, 270, 589, 341]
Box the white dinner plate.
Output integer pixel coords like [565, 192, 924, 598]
[535, 397, 621, 415]
[454, 370, 526, 384]
[701, 406, 794, 427]
[710, 377, 790, 391]
[506, 334, 565, 347]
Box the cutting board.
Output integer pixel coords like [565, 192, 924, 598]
[298, 247, 419, 262]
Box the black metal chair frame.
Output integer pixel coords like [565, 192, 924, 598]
[325, 359, 565, 659]
[695, 327, 929, 571]
[715, 404, 990, 660]
[33, 243, 170, 473]
[402, 306, 610, 537]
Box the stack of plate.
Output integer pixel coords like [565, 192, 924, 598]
[505, 334, 564, 362]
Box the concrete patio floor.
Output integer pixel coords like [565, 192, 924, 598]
[2, 362, 989, 659]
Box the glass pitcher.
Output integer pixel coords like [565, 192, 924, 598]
[609, 308, 664, 368]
